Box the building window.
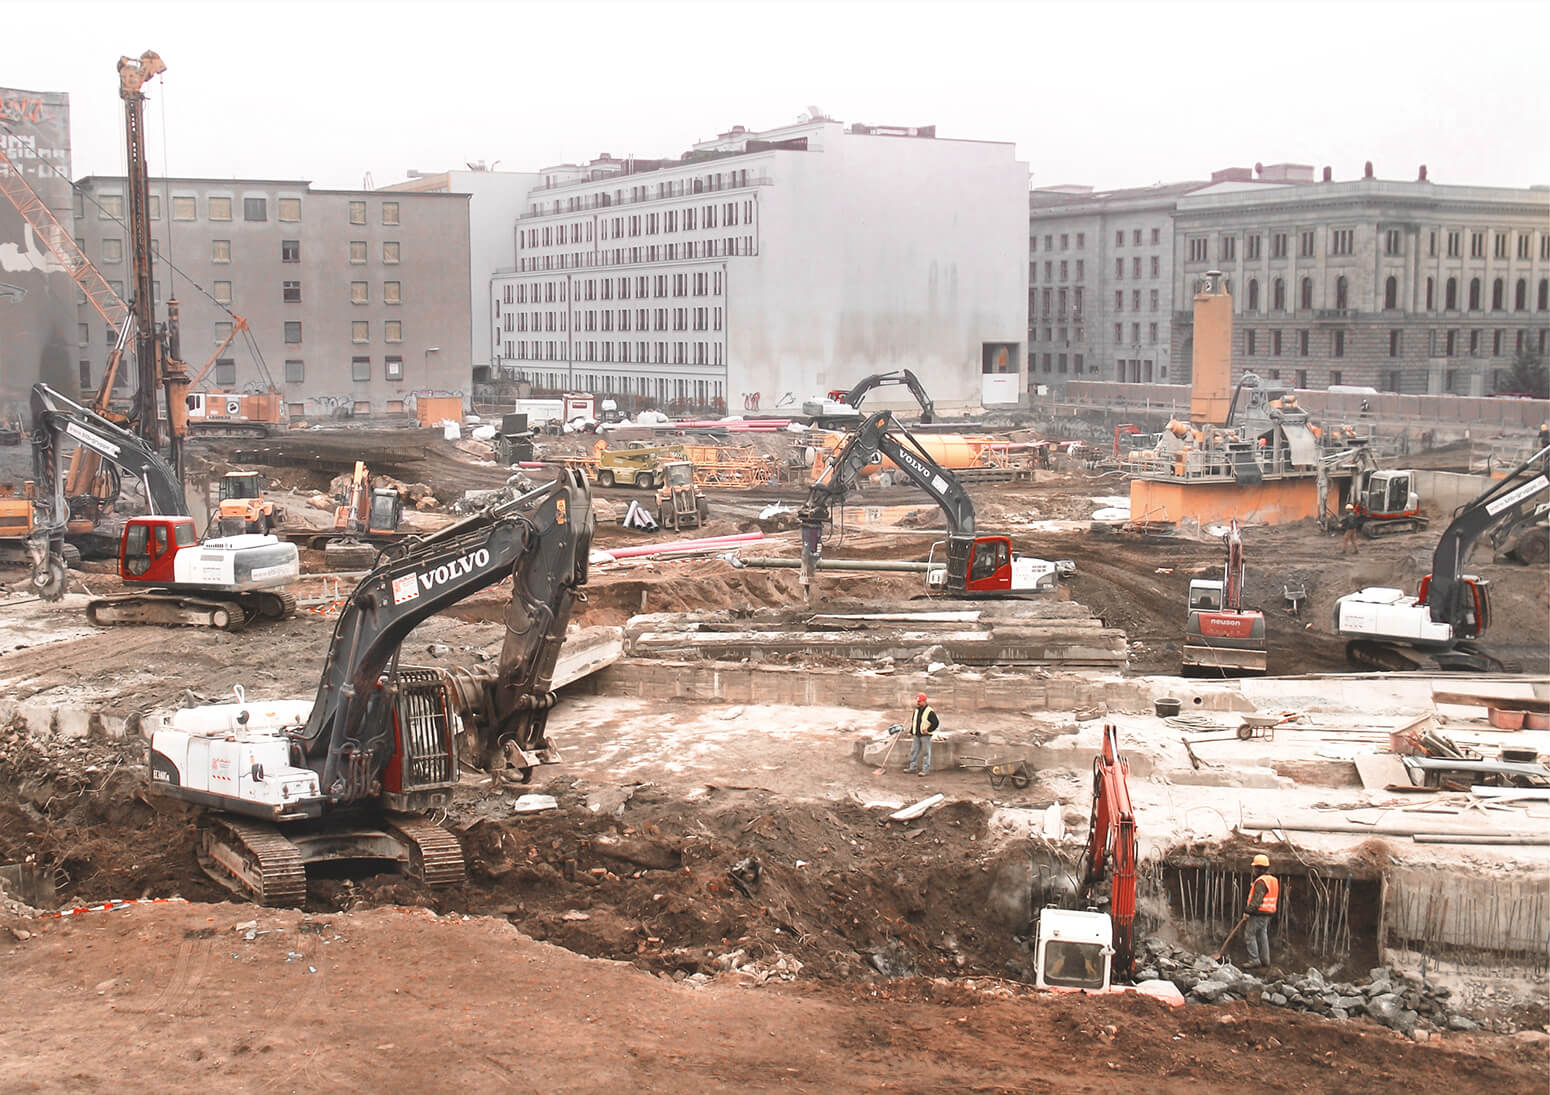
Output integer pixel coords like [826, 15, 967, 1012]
[1299, 277, 1313, 311]
[1297, 330, 1309, 356]
[78, 322, 89, 347]
[1332, 330, 1345, 357]
[1491, 278, 1504, 311]
[170, 196, 195, 221]
[350, 241, 367, 264]
[1295, 368, 1307, 388]
[1116, 258, 1125, 277]
[385, 355, 403, 380]
[1330, 369, 1343, 386]
[1445, 329, 1457, 356]
[349, 200, 367, 225]
[1335, 276, 1349, 310]
[384, 281, 401, 305]
[1115, 230, 1124, 247]
[351, 357, 371, 381]
[212, 239, 231, 263]
[1272, 278, 1285, 311]
[282, 280, 301, 303]
[352, 320, 369, 343]
[1272, 233, 1287, 259]
[1246, 235, 1261, 260]
[1447, 231, 1461, 258]
[1247, 279, 1259, 312]
[1188, 238, 1208, 262]
[147, 194, 160, 220]
[284, 321, 302, 344]
[1385, 229, 1401, 255]
[213, 359, 236, 386]
[1132, 256, 1142, 278]
[1299, 231, 1315, 258]
[208, 196, 232, 221]
[1331, 228, 1353, 256]
[383, 241, 400, 263]
[1220, 235, 1236, 261]
[1492, 329, 1503, 356]
[1272, 329, 1283, 356]
[1468, 277, 1481, 311]
[284, 359, 304, 383]
[1113, 323, 1123, 341]
[384, 320, 402, 343]
[101, 238, 123, 264]
[1247, 330, 1257, 355]
[243, 197, 267, 222]
[214, 280, 232, 304]
[1389, 330, 1401, 357]
[1384, 276, 1398, 310]
[351, 281, 369, 304]
[1151, 228, 1160, 245]
[1150, 256, 1159, 278]
[1148, 322, 1158, 344]
[381, 201, 399, 226]
[1470, 232, 1484, 259]
[1114, 290, 1123, 311]
[1149, 289, 1158, 311]
[278, 197, 301, 222]
[1541, 278, 1549, 310]
[1077, 232, 1085, 249]
[1516, 278, 1528, 311]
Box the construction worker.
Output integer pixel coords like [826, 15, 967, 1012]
[1339, 503, 1362, 555]
[1539, 423, 1549, 450]
[904, 692, 939, 778]
[1243, 853, 1279, 968]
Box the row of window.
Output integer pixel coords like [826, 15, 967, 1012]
[346, 356, 406, 382]
[1034, 352, 1090, 375]
[198, 239, 400, 265]
[522, 200, 755, 250]
[275, 320, 405, 346]
[499, 271, 725, 306]
[1034, 256, 1162, 284]
[1236, 327, 1548, 359]
[1030, 227, 1163, 252]
[499, 306, 723, 335]
[532, 167, 756, 216]
[81, 193, 402, 227]
[1109, 322, 1160, 346]
[518, 236, 756, 271]
[1185, 228, 1550, 264]
[1232, 274, 1550, 314]
[501, 339, 725, 367]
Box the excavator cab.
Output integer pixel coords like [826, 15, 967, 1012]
[367, 488, 403, 535]
[120, 516, 197, 583]
[1361, 470, 1418, 519]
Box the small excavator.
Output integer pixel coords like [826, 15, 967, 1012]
[146, 470, 594, 904]
[797, 408, 1056, 601]
[26, 383, 299, 629]
[1180, 519, 1268, 676]
[802, 369, 936, 428]
[1031, 726, 1182, 1004]
[1336, 445, 1550, 671]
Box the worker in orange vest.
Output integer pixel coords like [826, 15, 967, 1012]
[1244, 853, 1279, 968]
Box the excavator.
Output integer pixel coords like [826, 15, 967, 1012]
[797, 409, 1056, 601]
[802, 369, 936, 428]
[145, 469, 594, 904]
[1336, 445, 1550, 671]
[26, 384, 299, 628]
[1180, 519, 1268, 676]
[1030, 725, 1180, 1004]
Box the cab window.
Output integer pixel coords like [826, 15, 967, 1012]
[173, 521, 197, 546]
[123, 524, 151, 576]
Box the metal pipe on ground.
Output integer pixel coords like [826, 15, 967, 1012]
[734, 556, 932, 573]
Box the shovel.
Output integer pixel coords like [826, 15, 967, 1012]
[873, 723, 906, 776]
[1215, 914, 1248, 961]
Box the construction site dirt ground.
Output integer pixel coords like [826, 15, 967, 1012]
[1, 433, 1548, 1093]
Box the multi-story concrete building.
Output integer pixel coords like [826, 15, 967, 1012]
[1171, 171, 1550, 394]
[380, 165, 541, 384]
[491, 119, 1029, 414]
[1027, 165, 1321, 392]
[71, 177, 472, 418]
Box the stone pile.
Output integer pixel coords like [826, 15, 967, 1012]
[1137, 938, 1479, 1038]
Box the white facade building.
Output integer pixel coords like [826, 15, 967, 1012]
[491, 120, 1029, 414]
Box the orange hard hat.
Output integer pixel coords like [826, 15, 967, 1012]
[1252, 853, 1270, 868]
[916, 693, 928, 705]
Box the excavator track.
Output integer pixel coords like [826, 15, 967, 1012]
[197, 818, 307, 906]
[1362, 518, 1426, 538]
[252, 590, 298, 620]
[87, 593, 248, 631]
[385, 815, 465, 888]
[1345, 640, 1421, 672]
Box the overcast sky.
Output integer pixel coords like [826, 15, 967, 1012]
[10, 0, 1550, 193]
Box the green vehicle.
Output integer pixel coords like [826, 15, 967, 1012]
[594, 444, 687, 489]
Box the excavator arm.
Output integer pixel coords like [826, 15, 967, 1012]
[842, 369, 936, 423]
[27, 383, 187, 598]
[1223, 519, 1244, 614]
[1426, 445, 1550, 627]
[1081, 725, 1137, 979]
[297, 469, 593, 801]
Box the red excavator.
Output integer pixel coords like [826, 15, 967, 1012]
[1181, 518, 1268, 675]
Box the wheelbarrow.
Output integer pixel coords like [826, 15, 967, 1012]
[957, 753, 1032, 790]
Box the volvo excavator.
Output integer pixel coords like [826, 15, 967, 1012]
[797, 409, 1056, 601]
[145, 470, 594, 904]
[26, 383, 298, 628]
[1336, 445, 1550, 671]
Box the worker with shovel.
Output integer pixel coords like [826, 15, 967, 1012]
[904, 693, 940, 778]
[1243, 853, 1279, 968]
